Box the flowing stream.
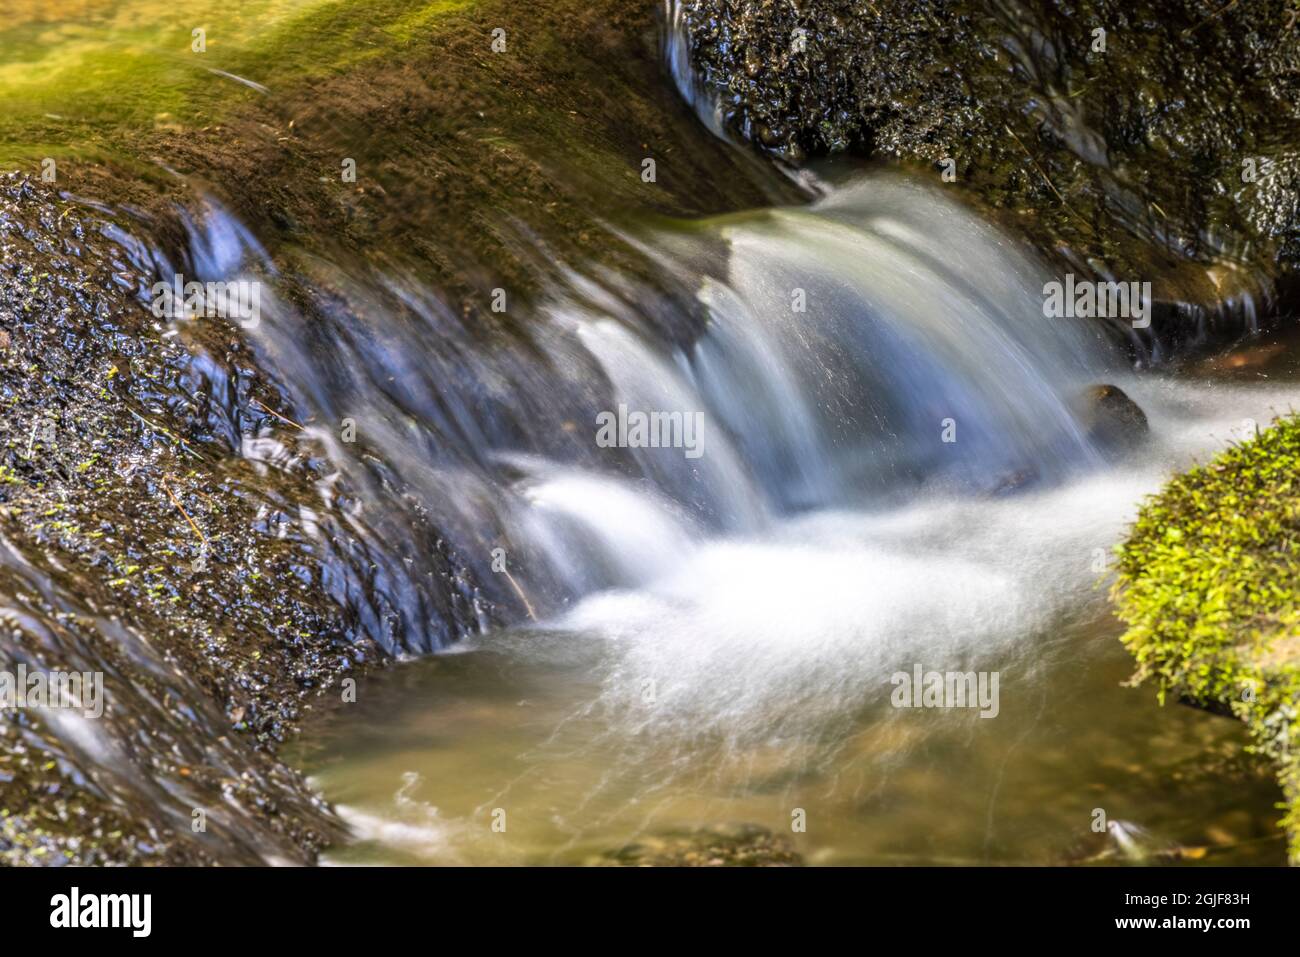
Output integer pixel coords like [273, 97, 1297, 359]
[5, 0, 1295, 866]
[287, 175, 1296, 865]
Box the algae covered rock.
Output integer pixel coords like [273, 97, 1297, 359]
[1113, 415, 1300, 864]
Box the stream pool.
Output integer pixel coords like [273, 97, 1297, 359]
[296, 364, 1298, 866]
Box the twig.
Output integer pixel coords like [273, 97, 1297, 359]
[250, 396, 304, 431]
[501, 567, 537, 621]
[161, 475, 207, 545]
[1003, 124, 1095, 234]
[127, 409, 206, 461]
[1183, 0, 1240, 38]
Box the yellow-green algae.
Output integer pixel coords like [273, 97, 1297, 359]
[0, 0, 474, 165]
[1114, 414, 1300, 863]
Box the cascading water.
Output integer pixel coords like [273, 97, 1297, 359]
[7, 0, 1294, 874]
[210, 174, 1123, 646]
[253, 173, 1294, 864]
[53, 159, 1285, 864]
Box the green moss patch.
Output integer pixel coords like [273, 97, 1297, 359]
[0, 1, 476, 166]
[1113, 414, 1300, 863]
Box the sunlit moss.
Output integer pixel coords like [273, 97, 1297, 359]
[1113, 415, 1300, 863]
[0, 0, 475, 165]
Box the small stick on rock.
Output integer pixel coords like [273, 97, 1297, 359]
[161, 475, 207, 545]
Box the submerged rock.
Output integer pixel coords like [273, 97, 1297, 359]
[991, 467, 1040, 496]
[599, 823, 803, 866]
[1064, 819, 1212, 864]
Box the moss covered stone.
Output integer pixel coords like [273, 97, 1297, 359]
[1113, 415, 1300, 863]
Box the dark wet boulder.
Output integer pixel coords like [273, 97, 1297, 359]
[0, 173, 368, 864]
[672, 0, 1300, 349]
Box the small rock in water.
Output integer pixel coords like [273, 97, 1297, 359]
[1074, 384, 1149, 457]
[1194, 341, 1289, 377]
[598, 824, 802, 867]
[992, 467, 1040, 496]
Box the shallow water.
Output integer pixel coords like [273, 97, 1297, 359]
[286, 169, 1300, 867]
[296, 361, 1298, 866]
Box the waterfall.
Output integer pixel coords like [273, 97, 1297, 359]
[170, 173, 1124, 648]
[211, 170, 1293, 864]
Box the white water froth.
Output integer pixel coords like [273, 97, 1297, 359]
[298, 173, 1300, 862]
[516, 466, 699, 590]
[480, 177, 1297, 750]
[533, 377, 1297, 747]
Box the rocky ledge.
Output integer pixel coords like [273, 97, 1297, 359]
[673, 0, 1300, 352]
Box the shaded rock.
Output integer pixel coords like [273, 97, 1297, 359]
[672, 0, 1300, 348]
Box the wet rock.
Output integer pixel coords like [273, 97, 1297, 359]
[992, 467, 1040, 496]
[1074, 384, 1148, 456]
[673, 0, 1300, 348]
[1063, 819, 1210, 864]
[1192, 338, 1293, 378]
[0, 173, 372, 864]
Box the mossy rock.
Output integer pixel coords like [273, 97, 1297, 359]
[1113, 415, 1300, 863]
[1, 0, 791, 312]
